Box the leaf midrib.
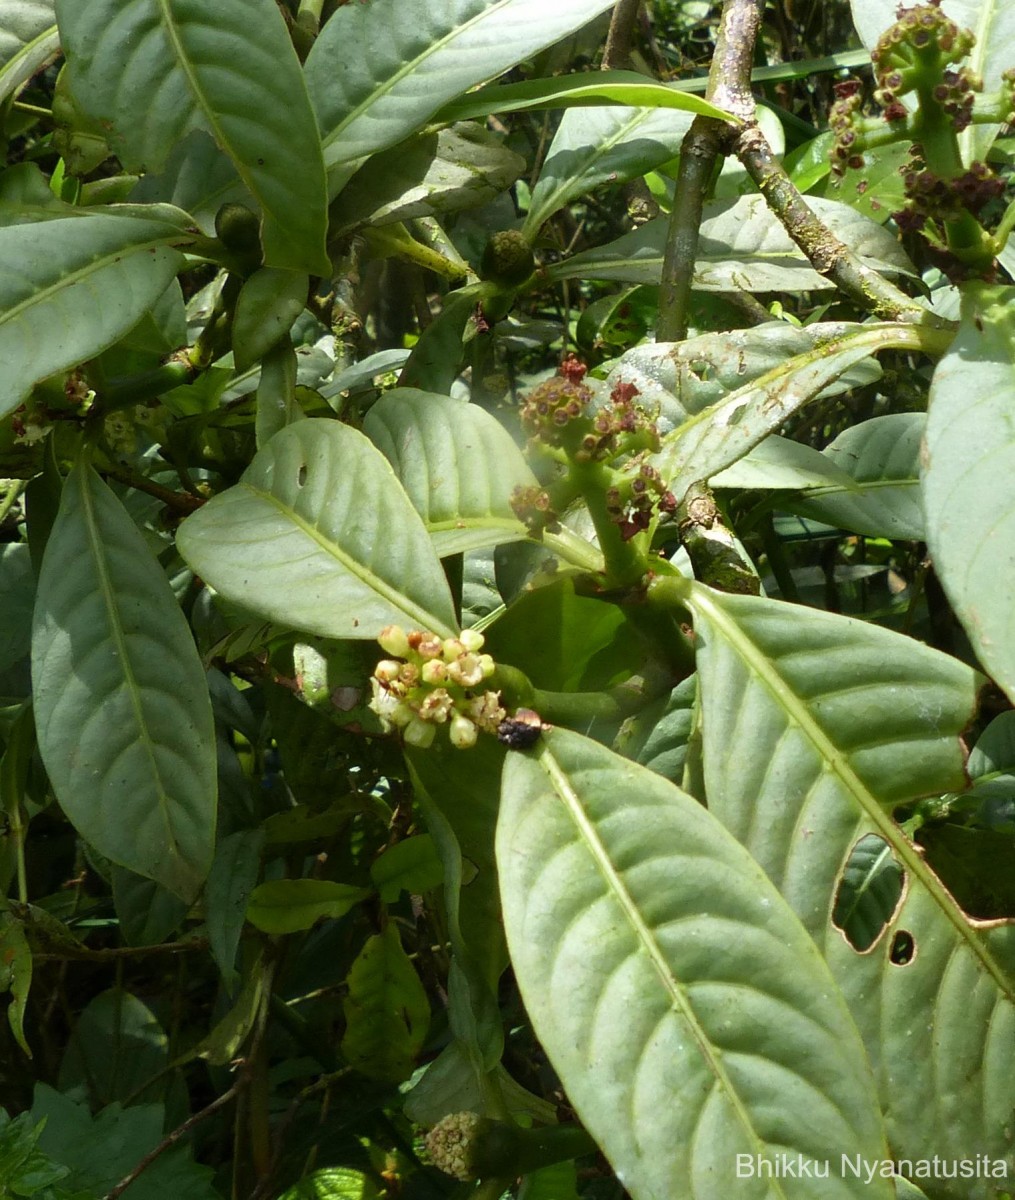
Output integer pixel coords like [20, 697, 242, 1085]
[690, 583, 1015, 1003]
[77, 466, 184, 868]
[246, 481, 457, 639]
[538, 742, 791, 1198]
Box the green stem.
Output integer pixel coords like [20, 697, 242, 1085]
[472, 1121, 599, 1178]
[570, 459, 648, 587]
[543, 526, 606, 573]
[0, 478, 26, 527]
[95, 360, 197, 411]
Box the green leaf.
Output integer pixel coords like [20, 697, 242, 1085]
[546, 194, 915, 291]
[340, 926, 430, 1082]
[0, 1, 58, 108]
[792, 413, 925, 540]
[276, 1167, 379, 1200]
[649, 324, 928, 505]
[245, 879, 368, 934]
[436, 70, 733, 125]
[331, 124, 526, 237]
[255, 342, 302, 450]
[306, 0, 618, 182]
[830, 835, 904, 953]
[680, 581, 1015, 1181]
[206, 829, 264, 983]
[32, 1086, 218, 1199]
[55, 0, 329, 273]
[111, 867, 189, 947]
[709, 435, 860, 493]
[0, 544, 34, 673]
[923, 285, 1015, 703]
[57, 989, 168, 1107]
[32, 463, 217, 901]
[524, 103, 694, 235]
[0, 215, 185, 420]
[129, 130, 250, 237]
[0, 906, 32, 1057]
[497, 728, 893, 1200]
[363, 389, 537, 556]
[606, 322, 882, 436]
[370, 835, 444, 903]
[177, 420, 459, 640]
[233, 268, 308, 374]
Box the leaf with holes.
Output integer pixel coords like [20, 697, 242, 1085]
[498, 727, 894, 1200]
[177, 421, 458, 640]
[55, 0, 329, 273]
[679, 578, 1015, 1190]
[0, 214, 186, 420]
[649, 324, 928, 506]
[31, 463, 216, 901]
[923, 286, 1015, 704]
[363, 389, 537, 556]
[305, 0, 618, 185]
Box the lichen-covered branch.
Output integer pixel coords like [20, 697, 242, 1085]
[656, 0, 763, 342]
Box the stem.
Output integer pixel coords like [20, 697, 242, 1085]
[543, 526, 606, 573]
[99, 464, 205, 515]
[735, 123, 934, 322]
[0, 478, 26, 526]
[103, 1082, 242, 1200]
[656, 0, 761, 342]
[95, 360, 197, 411]
[602, 0, 642, 70]
[570, 459, 648, 587]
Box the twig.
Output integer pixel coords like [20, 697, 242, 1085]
[103, 1082, 242, 1200]
[603, 0, 642, 70]
[100, 463, 205, 515]
[32, 936, 209, 963]
[732, 122, 932, 322]
[656, 0, 763, 341]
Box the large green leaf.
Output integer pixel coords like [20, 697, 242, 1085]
[792, 413, 925, 540]
[0, 214, 185, 419]
[0, 1, 58, 107]
[679, 579, 1015, 1191]
[177, 420, 459, 640]
[546, 195, 915, 291]
[649, 324, 930, 506]
[524, 103, 693, 235]
[0, 544, 34, 673]
[850, 0, 1014, 162]
[305, 0, 616, 181]
[923, 286, 1015, 703]
[31, 463, 217, 901]
[55, 0, 329, 273]
[363, 389, 537, 556]
[498, 728, 893, 1200]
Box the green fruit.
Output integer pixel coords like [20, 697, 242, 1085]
[214, 203, 262, 257]
[480, 229, 535, 288]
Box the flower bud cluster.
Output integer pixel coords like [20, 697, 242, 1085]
[605, 461, 677, 541]
[519, 360, 660, 466]
[424, 1111, 484, 1181]
[369, 626, 504, 750]
[509, 483, 560, 536]
[893, 147, 1004, 235]
[829, 80, 868, 176]
[872, 1, 977, 115]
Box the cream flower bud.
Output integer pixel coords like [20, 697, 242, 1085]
[459, 628, 485, 653]
[404, 717, 436, 748]
[421, 660, 449, 684]
[374, 659, 403, 683]
[378, 625, 410, 658]
[449, 714, 478, 749]
[442, 637, 467, 663]
[419, 689, 454, 723]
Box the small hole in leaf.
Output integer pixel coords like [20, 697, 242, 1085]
[297, 464, 307, 486]
[832, 833, 905, 952]
[889, 929, 915, 965]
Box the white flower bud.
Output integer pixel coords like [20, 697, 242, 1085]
[404, 717, 436, 748]
[373, 659, 403, 683]
[421, 660, 448, 684]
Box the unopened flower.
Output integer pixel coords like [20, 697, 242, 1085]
[425, 1112, 484, 1182]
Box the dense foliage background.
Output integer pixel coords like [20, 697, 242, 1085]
[1, 0, 1015, 1197]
